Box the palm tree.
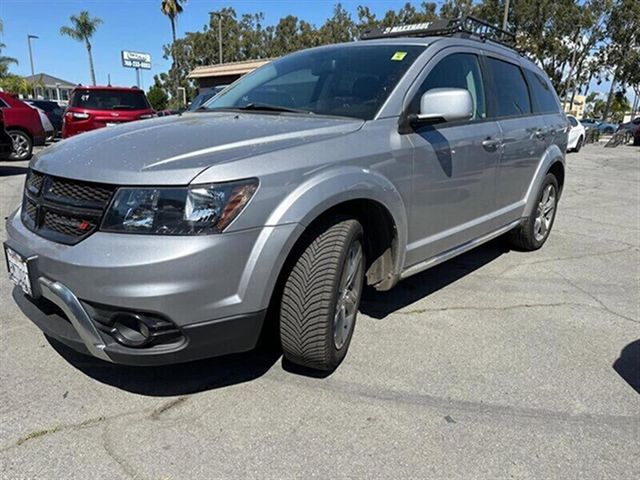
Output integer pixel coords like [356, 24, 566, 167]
[161, 0, 187, 103]
[0, 42, 18, 77]
[0, 19, 19, 77]
[60, 11, 102, 85]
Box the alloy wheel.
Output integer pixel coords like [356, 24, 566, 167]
[333, 240, 363, 350]
[10, 132, 30, 160]
[534, 184, 556, 242]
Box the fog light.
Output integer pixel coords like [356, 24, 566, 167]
[111, 312, 151, 347]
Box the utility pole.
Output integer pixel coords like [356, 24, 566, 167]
[209, 11, 225, 64]
[502, 0, 510, 31]
[27, 34, 38, 76]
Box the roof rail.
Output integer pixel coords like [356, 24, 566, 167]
[360, 16, 516, 49]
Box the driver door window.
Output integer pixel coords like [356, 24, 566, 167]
[413, 53, 486, 120]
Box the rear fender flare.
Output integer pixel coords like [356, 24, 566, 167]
[522, 144, 565, 218]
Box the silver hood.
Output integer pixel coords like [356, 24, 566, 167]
[31, 112, 364, 185]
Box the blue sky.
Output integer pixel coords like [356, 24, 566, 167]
[0, 0, 422, 88]
[0, 0, 619, 101]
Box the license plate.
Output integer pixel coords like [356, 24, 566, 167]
[105, 122, 118, 127]
[5, 247, 32, 296]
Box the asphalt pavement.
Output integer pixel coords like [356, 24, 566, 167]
[0, 143, 638, 479]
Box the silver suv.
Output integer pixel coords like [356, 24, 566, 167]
[4, 19, 568, 372]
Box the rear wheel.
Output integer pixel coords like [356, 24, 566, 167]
[507, 173, 559, 251]
[574, 136, 583, 152]
[279, 217, 365, 372]
[8, 130, 33, 160]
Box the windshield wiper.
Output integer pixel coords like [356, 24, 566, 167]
[237, 103, 313, 114]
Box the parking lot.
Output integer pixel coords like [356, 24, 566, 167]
[0, 143, 638, 479]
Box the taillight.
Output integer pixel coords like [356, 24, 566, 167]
[65, 111, 89, 120]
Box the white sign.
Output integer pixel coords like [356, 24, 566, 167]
[121, 50, 152, 70]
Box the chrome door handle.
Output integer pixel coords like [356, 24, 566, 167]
[482, 138, 501, 151]
[535, 128, 548, 139]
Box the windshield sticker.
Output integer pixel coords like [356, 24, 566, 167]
[391, 51, 408, 61]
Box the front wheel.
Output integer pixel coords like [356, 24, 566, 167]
[507, 173, 559, 251]
[279, 217, 365, 372]
[8, 130, 33, 160]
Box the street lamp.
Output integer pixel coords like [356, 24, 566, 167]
[209, 11, 229, 64]
[502, 0, 510, 31]
[27, 34, 38, 76]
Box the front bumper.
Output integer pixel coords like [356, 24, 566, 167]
[5, 208, 302, 365]
[12, 285, 265, 365]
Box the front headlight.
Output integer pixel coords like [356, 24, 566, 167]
[101, 179, 258, 235]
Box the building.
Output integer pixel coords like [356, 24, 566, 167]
[563, 94, 586, 119]
[23, 73, 76, 105]
[188, 58, 274, 93]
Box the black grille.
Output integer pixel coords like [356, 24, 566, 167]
[26, 170, 44, 194]
[48, 178, 113, 207]
[22, 170, 116, 245]
[43, 211, 98, 238]
[24, 199, 37, 221]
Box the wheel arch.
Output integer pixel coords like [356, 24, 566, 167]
[6, 126, 33, 142]
[237, 166, 409, 317]
[266, 166, 408, 291]
[522, 145, 566, 218]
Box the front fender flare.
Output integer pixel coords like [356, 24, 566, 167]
[237, 167, 409, 312]
[268, 166, 408, 274]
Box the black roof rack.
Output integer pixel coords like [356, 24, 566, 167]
[360, 16, 516, 50]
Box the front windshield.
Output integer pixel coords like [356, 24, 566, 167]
[188, 92, 216, 111]
[203, 44, 425, 120]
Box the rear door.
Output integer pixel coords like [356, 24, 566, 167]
[484, 57, 545, 211]
[404, 49, 502, 266]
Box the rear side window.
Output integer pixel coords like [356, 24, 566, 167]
[413, 53, 486, 120]
[524, 70, 560, 114]
[70, 89, 150, 110]
[568, 116, 578, 127]
[486, 58, 531, 117]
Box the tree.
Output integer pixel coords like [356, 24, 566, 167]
[160, 0, 187, 102]
[0, 41, 18, 77]
[0, 18, 18, 78]
[147, 84, 168, 110]
[60, 11, 103, 86]
[0, 74, 30, 95]
[601, 0, 640, 119]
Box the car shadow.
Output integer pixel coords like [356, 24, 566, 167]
[613, 340, 640, 394]
[0, 166, 28, 177]
[361, 238, 510, 319]
[45, 238, 510, 391]
[47, 336, 282, 397]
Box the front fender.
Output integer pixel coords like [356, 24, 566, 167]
[235, 167, 409, 312]
[522, 144, 565, 218]
[271, 166, 408, 275]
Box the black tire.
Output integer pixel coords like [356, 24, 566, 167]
[507, 173, 559, 251]
[574, 136, 583, 152]
[280, 217, 365, 371]
[8, 130, 33, 161]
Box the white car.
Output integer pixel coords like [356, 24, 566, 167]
[567, 114, 586, 152]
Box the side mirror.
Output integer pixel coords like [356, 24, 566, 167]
[411, 88, 473, 125]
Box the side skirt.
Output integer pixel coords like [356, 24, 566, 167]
[400, 219, 521, 280]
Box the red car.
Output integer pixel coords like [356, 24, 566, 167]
[62, 86, 155, 138]
[0, 92, 46, 160]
